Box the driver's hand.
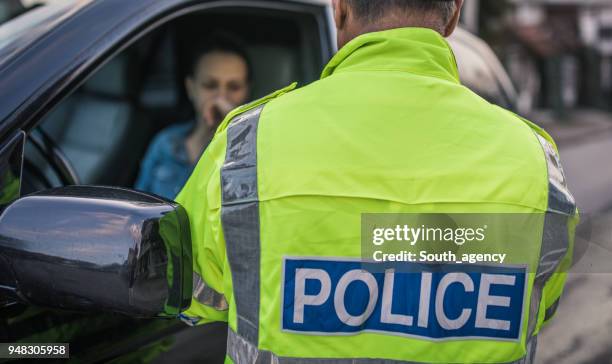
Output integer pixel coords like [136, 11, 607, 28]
[204, 98, 235, 130]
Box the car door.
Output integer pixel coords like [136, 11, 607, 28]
[1, 1, 334, 363]
[21, 0, 334, 192]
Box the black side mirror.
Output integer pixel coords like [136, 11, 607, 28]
[0, 186, 192, 318]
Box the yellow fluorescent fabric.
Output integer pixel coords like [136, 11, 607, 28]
[177, 27, 577, 363]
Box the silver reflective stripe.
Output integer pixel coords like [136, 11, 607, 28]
[193, 271, 228, 311]
[535, 134, 575, 215]
[512, 336, 538, 364]
[221, 105, 265, 346]
[222, 106, 264, 204]
[227, 329, 534, 364]
[227, 327, 274, 364]
[527, 133, 577, 337]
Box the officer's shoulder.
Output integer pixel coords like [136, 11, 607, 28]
[216, 82, 298, 134]
[493, 105, 560, 153]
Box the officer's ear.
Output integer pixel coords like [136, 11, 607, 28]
[443, 0, 464, 37]
[332, 0, 348, 32]
[333, 0, 355, 48]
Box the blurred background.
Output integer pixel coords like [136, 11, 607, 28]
[465, 2, 612, 363]
[467, 0, 612, 114]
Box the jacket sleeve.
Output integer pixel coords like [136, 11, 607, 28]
[540, 212, 578, 324]
[175, 128, 229, 326]
[512, 109, 579, 329]
[533, 126, 579, 329]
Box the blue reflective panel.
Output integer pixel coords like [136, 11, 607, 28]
[282, 258, 526, 341]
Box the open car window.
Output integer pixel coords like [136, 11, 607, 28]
[23, 5, 325, 195]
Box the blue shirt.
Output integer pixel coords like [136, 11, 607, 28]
[135, 122, 201, 200]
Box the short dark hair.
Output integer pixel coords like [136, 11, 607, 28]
[188, 32, 252, 81]
[348, 0, 456, 24]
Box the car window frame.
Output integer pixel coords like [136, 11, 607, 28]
[1, 0, 334, 142]
[31, 0, 333, 130]
[16, 0, 333, 190]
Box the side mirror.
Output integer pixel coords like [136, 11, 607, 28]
[0, 186, 192, 318]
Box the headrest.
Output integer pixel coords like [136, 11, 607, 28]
[247, 45, 299, 98]
[82, 55, 131, 98]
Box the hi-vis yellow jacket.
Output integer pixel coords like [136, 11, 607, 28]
[176, 27, 577, 364]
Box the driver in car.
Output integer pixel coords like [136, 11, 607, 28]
[135, 32, 252, 199]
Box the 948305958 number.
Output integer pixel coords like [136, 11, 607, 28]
[1, 343, 69, 358]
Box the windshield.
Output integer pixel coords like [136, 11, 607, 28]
[0, 0, 89, 63]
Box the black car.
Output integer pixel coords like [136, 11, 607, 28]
[0, 1, 520, 362]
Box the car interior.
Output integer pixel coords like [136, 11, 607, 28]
[15, 7, 326, 361]
[22, 7, 325, 195]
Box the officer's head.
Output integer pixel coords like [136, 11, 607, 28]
[332, 0, 464, 48]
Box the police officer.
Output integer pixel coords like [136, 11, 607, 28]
[176, 0, 577, 363]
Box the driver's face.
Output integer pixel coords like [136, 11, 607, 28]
[186, 51, 250, 128]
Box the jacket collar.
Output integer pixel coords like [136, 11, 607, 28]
[321, 27, 460, 84]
